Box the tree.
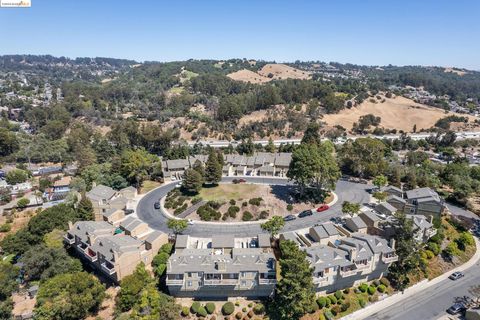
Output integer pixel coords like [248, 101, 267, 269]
[129, 285, 180, 320]
[120, 149, 157, 188]
[192, 159, 205, 182]
[182, 168, 203, 194]
[373, 175, 388, 189]
[341, 201, 361, 217]
[265, 137, 276, 153]
[167, 219, 188, 235]
[34, 272, 105, 320]
[5, 169, 29, 185]
[16, 197, 30, 209]
[77, 193, 94, 220]
[20, 245, 82, 281]
[287, 142, 340, 200]
[117, 263, 152, 312]
[273, 240, 315, 320]
[0, 128, 19, 157]
[261, 216, 285, 238]
[205, 148, 222, 184]
[301, 122, 322, 146]
[387, 212, 421, 291]
[340, 138, 387, 178]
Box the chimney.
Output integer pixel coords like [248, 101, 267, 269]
[68, 221, 73, 229]
[389, 238, 396, 249]
[428, 215, 434, 224]
[349, 248, 357, 261]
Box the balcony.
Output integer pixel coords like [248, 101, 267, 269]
[84, 248, 98, 262]
[382, 254, 399, 264]
[203, 279, 238, 286]
[340, 269, 357, 277]
[63, 234, 75, 245]
[166, 279, 184, 286]
[101, 262, 116, 275]
[355, 263, 371, 270]
[259, 278, 277, 285]
[312, 277, 329, 285]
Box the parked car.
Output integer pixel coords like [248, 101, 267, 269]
[238, 178, 246, 183]
[316, 204, 330, 212]
[447, 303, 465, 315]
[298, 210, 313, 218]
[154, 202, 161, 209]
[283, 214, 296, 222]
[187, 219, 195, 225]
[449, 272, 464, 280]
[330, 217, 342, 224]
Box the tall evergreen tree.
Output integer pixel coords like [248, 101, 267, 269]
[205, 149, 222, 184]
[182, 168, 203, 194]
[273, 240, 315, 320]
[77, 193, 94, 220]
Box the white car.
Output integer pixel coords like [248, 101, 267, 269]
[187, 219, 195, 225]
[175, 183, 182, 188]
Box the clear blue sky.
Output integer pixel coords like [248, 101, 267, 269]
[1, 0, 479, 69]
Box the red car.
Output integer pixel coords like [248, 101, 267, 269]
[316, 204, 329, 212]
[238, 178, 246, 183]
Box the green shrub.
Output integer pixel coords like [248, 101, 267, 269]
[248, 197, 263, 206]
[227, 205, 240, 218]
[242, 201, 248, 207]
[359, 283, 368, 292]
[0, 224, 11, 233]
[427, 241, 441, 256]
[368, 286, 376, 295]
[287, 204, 293, 211]
[247, 310, 254, 318]
[191, 301, 201, 314]
[324, 310, 334, 320]
[242, 307, 247, 312]
[334, 290, 343, 300]
[316, 297, 327, 308]
[253, 303, 265, 314]
[372, 280, 380, 287]
[247, 303, 253, 308]
[341, 302, 351, 312]
[181, 306, 190, 316]
[235, 301, 240, 306]
[205, 302, 215, 314]
[191, 196, 203, 204]
[325, 296, 331, 307]
[235, 311, 243, 319]
[425, 250, 435, 259]
[328, 295, 337, 304]
[242, 211, 253, 221]
[359, 298, 366, 308]
[457, 232, 475, 250]
[197, 306, 208, 317]
[259, 210, 269, 219]
[222, 302, 235, 315]
[319, 314, 326, 320]
[380, 278, 390, 287]
[331, 305, 341, 316]
[378, 284, 386, 293]
[343, 288, 351, 294]
[230, 199, 236, 205]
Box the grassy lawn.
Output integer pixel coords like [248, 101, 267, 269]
[199, 184, 259, 202]
[140, 180, 162, 194]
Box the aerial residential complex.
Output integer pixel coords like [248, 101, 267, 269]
[162, 152, 292, 180]
[166, 234, 276, 298]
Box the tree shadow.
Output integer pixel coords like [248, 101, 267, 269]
[269, 185, 327, 205]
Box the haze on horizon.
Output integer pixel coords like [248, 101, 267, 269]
[1, 0, 479, 70]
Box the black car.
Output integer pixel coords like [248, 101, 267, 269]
[154, 202, 161, 209]
[283, 214, 296, 222]
[298, 210, 313, 218]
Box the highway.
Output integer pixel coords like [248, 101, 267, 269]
[186, 131, 480, 148]
[135, 177, 371, 237]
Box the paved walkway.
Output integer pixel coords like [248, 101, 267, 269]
[342, 237, 480, 320]
[177, 200, 206, 218]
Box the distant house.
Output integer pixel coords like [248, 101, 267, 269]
[407, 214, 437, 242]
[86, 185, 135, 221]
[387, 187, 445, 218]
[308, 223, 341, 245]
[46, 176, 71, 201]
[380, 185, 403, 198]
[344, 216, 368, 233]
[375, 202, 398, 217]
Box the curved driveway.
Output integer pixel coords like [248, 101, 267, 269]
[136, 177, 370, 237]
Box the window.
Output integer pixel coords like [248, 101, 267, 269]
[241, 280, 247, 286]
[187, 281, 192, 287]
[187, 272, 192, 278]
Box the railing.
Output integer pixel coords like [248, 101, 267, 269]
[63, 235, 75, 245]
[166, 279, 184, 285]
[101, 262, 116, 275]
[355, 263, 371, 270]
[340, 269, 357, 277]
[312, 277, 329, 284]
[259, 278, 277, 285]
[203, 279, 238, 285]
[382, 255, 399, 263]
[84, 250, 98, 262]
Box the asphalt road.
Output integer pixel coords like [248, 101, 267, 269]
[135, 177, 371, 237]
[368, 259, 480, 320]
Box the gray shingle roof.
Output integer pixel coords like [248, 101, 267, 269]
[144, 230, 167, 244]
[91, 235, 143, 262]
[346, 216, 367, 229]
[405, 187, 440, 202]
[69, 221, 115, 243]
[212, 235, 235, 248]
[87, 185, 116, 202]
[120, 216, 145, 233]
[175, 235, 189, 248]
[305, 245, 353, 272]
[376, 202, 397, 214]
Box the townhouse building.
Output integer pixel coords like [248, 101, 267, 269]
[386, 187, 445, 218]
[86, 184, 136, 221]
[64, 220, 168, 282]
[166, 234, 276, 298]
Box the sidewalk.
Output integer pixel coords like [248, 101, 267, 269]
[342, 237, 480, 320]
